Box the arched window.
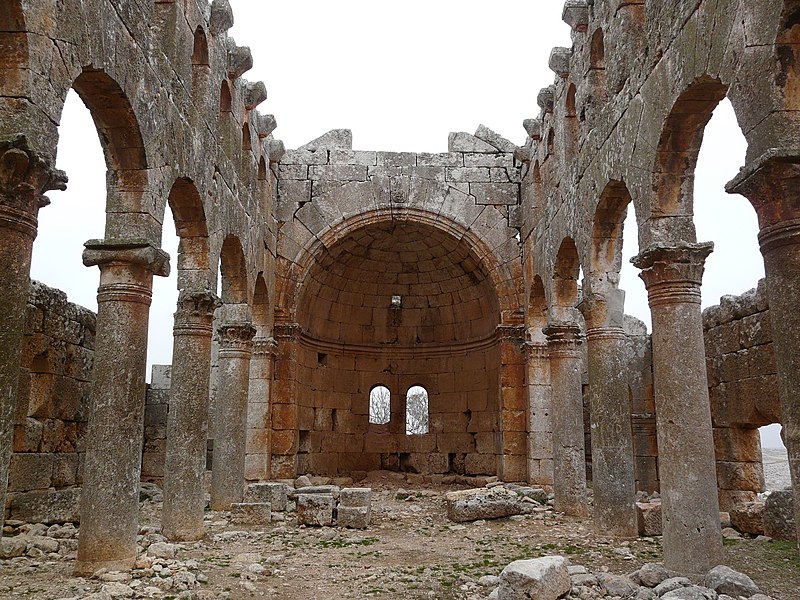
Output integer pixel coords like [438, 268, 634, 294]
[405, 386, 429, 435]
[369, 385, 391, 425]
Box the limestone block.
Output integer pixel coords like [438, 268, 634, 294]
[8, 453, 53, 491]
[297, 494, 334, 527]
[636, 501, 662, 536]
[298, 129, 353, 151]
[764, 489, 795, 541]
[337, 506, 370, 529]
[470, 182, 519, 206]
[705, 565, 760, 597]
[730, 501, 765, 535]
[10, 488, 81, 523]
[465, 453, 497, 476]
[289, 485, 340, 501]
[497, 556, 571, 600]
[445, 487, 524, 522]
[244, 482, 288, 511]
[230, 502, 271, 526]
[339, 487, 371, 507]
[448, 132, 497, 153]
[474, 125, 516, 153]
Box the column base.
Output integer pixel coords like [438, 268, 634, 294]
[74, 554, 137, 577]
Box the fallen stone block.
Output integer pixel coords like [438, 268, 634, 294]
[0, 537, 27, 559]
[597, 572, 639, 597]
[337, 505, 370, 529]
[705, 565, 760, 597]
[244, 482, 288, 511]
[631, 563, 670, 588]
[636, 501, 662, 536]
[730, 501, 764, 535]
[446, 487, 525, 522]
[297, 494, 334, 527]
[497, 555, 571, 600]
[339, 487, 371, 507]
[230, 502, 272, 526]
[10, 488, 81, 524]
[764, 489, 795, 541]
[288, 485, 340, 501]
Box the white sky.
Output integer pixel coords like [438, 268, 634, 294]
[33, 1, 779, 447]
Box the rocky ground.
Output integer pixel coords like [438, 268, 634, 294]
[1, 472, 798, 600]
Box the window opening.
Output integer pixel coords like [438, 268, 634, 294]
[405, 385, 429, 435]
[369, 385, 391, 425]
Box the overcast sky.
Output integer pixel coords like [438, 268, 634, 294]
[32, 1, 778, 447]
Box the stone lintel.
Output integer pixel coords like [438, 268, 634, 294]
[633, 242, 713, 307]
[562, 0, 590, 32]
[549, 47, 572, 78]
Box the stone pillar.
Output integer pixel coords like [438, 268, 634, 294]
[728, 152, 800, 550]
[245, 337, 277, 481]
[161, 290, 221, 541]
[75, 240, 170, 575]
[269, 323, 300, 479]
[0, 138, 65, 533]
[498, 325, 528, 481]
[210, 321, 256, 511]
[525, 342, 553, 486]
[544, 322, 587, 516]
[578, 290, 637, 538]
[633, 242, 722, 573]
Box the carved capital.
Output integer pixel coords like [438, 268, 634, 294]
[0, 135, 67, 237]
[252, 336, 278, 357]
[524, 341, 549, 361]
[543, 321, 583, 357]
[217, 322, 257, 356]
[632, 242, 713, 307]
[174, 290, 221, 336]
[727, 148, 800, 229]
[496, 324, 526, 342]
[83, 239, 171, 277]
[273, 323, 301, 341]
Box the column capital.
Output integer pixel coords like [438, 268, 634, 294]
[543, 321, 583, 357]
[524, 341, 549, 360]
[273, 322, 301, 341]
[632, 242, 713, 306]
[252, 336, 278, 357]
[496, 324, 526, 342]
[174, 290, 221, 336]
[0, 135, 67, 237]
[726, 148, 800, 228]
[83, 239, 171, 277]
[217, 322, 257, 355]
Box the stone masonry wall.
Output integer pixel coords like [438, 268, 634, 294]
[704, 280, 778, 511]
[5, 281, 95, 521]
[142, 366, 171, 483]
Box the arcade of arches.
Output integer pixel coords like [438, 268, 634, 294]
[1, 0, 799, 579]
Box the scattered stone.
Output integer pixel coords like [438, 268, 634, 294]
[661, 585, 718, 600]
[147, 542, 178, 559]
[636, 501, 663, 536]
[295, 475, 313, 488]
[655, 577, 693, 596]
[479, 575, 500, 587]
[632, 563, 670, 588]
[100, 582, 135, 598]
[230, 502, 271, 526]
[730, 502, 765, 535]
[337, 506, 370, 529]
[244, 482, 288, 512]
[0, 536, 27, 559]
[297, 494, 334, 526]
[763, 490, 796, 541]
[446, 487, 526, 522]
[721, 527, 742, 540]
[497, 555, 571, 600]
[705, 565, 760, 597]
[597, 572, 639, 597]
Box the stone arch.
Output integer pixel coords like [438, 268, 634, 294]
[192, 26, 209, 67]
[590, 28, 606, 71]
[220, 80, 232, 113]
[280, 208, 514, 327]
[588, 180, 633, 293]
[242, 122, 251, 152]
[69, 69, 148, 229]
[527, 274, 548, 343]
[551, 237, 581, 321]
[218, 234, 249, 306]
[252, 272, 271, 336]
[650, 75, 728, 243]
[167, 177, 210, 292]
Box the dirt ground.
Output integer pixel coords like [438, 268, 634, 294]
[1, 472, 799, 600]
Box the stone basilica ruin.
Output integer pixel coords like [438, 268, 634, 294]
[1, 0, 799, 587]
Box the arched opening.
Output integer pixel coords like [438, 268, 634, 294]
[219, 234, 249, 307]
[192, 26, 209, 67]
[546, 127, 555, 158]
[552, 237, 581, 321]
[590, 29, 606, 71]
[242, 122, 252, 152]
[405, 385, 429, 435]
[369, 386, 391, 426]
[564, 83, 579, 159]
[589, 180, 631, 293]
[292, 218, 502, 477]
[220, 80, 232, 114]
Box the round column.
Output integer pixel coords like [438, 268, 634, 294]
[76, 240, 170, 575]
[633, 242, 722, 574]
[579, 291, 637, 538]
[210, 321, 256, 511]
[0, 139, 65, 533]
[161, 290, 221, 541]
[544, 322, 588, 517]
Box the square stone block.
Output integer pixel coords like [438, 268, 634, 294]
[230, 502, 271, 526]
[337, 505, 370, 529]
[339, 487, 371, 507]
[636, 501, 662, 536]
[245, 482, 288, 511]
[297, 493, 334, 526]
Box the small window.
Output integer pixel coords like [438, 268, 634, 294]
[405, 385, 429, 435]
[369, 385, 391, 425]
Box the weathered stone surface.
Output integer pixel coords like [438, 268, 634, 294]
[297, 494, 334, 527]
[244, 482, 288, 511]
[636, 501, 662, 536]
[445, 487, 525, 522]
[730, 501, 765, 535]
[0, 536, 27, 559]
[661, 586, 718, 600]
[631, 563, 670, 588]
[10, 488, 80, 524]
[339, 487, 371, 507]
[230, 502, 272, 526]
[337, 505, 370, 529]
[763, 490, 795, 541]
[705, 565, 760, 598]
[497, 556, 571, 600]
[654, 577, 693, 596]
[597, 572, 639, 597]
